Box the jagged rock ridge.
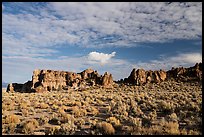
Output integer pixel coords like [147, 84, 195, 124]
[122, 63, 202, 85]
[6, 68, 114, 93]
[6, 63, 202, 93]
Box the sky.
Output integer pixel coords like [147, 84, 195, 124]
[2, 2, 202, 83]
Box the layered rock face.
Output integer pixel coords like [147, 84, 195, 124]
[6, 69, 114, 93]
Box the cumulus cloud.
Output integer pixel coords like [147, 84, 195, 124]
[2, 51, 201, 83]
[87, 51, 116, 65]
[2, 53, 129, 83]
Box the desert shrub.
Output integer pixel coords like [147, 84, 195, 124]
[45, 126, 61, 135]
[60, 113, 75, 124]
[96, 99, 104, 106]
[106, 117, 121, 128]
[60, 105, 68, 111]
[48, 118, 61, 125]
[180, 128, 188, 135]
[5, 123, 17, 134]
[21, 109, 29, 117]
[102, 106, 112, 113]
[22, 119, 39, 134]
[188, 129, 200, 135]
[129, 117, 142, 127]
[39, 103, 49, 109]
[19, 102, 28, 109]
[88, 119, 98, 126]
[38, 116, 49, 126]
[33, 102, 40, 108]
[4, 114, 20, 124]
[71, 106, 87, 117]
[111, 100, 128, 117]
[87, 106, 99, 116]
[74, 101, 82, 106]
[161, 121, 180, 135]
[74, 118, 85, 128]
[147, 110, 157, 121]
[141, 116, 151, 127]
[58, 107, 65, 115]
[158, 100, 173, 114]
[59, 121, 77, 135]
[167, 113, 178, 122]
[2, 104, 8, 111]
[81, 100, 89, 106]
[138, 125, 162, 135]
[52, 104, 59, 110]
[7, 103, 16, 111]
[96, 121, 115, 135]
[130, 106, 144, 117]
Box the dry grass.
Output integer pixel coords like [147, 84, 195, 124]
[96, 121, 115, 135]
[21, 119, 39, 134]
[2, 80, 202, 135]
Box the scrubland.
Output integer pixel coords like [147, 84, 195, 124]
[2, 80, 202, 135]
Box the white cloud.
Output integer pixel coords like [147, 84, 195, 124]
[168, 52, 202, 65]
[2, 3, 202, 83]
[87, 51, 116, 65]
[2, 51, 201, 83]
[132, 52, 202, 71]
[2, 2, 202, 51]
[2, 53, 130, 82]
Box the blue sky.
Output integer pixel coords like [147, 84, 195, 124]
[2, 2, 202, 83]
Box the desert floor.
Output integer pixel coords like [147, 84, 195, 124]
[2, 80, 202, 135]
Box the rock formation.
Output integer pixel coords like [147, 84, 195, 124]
[125, 69, 167, 85]
[6, 68, 114, 93]
[6, 83, 24, 93]
[166, 63, 202, 81]
[6, 63, 202, 93]
[124, 63, 202, 85]
[102, 72, 114, 88]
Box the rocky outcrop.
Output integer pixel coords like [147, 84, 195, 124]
[167, 63, 202, 81]
[102, 72, 114, 88]
[124, 63, 202, 85]
[125, 69, 166, 85]
[6, 63, 202, 92]
[6, 69, 114, 93]
[6, 83, 24, 93]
